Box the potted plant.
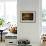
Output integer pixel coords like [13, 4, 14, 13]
[0, 18, 5, 27]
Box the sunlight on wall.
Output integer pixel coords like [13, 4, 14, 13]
[0, 0, 17, 26]
[0, 2, 4, 17]
[5, 1, 17, 26]
[42, 0, 46, 9]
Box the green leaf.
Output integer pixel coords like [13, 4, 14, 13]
[0, 18, 5, 27]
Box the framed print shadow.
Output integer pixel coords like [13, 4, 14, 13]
[20, 11, 36, 23]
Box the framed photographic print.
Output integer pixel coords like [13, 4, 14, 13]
[20, 11, 36, 23]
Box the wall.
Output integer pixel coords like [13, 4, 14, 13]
[17, 0, 42, 46]
[0, 0, 17, 25]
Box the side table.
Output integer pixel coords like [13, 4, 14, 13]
[0, 30, 3, 42]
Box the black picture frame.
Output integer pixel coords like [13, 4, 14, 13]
[20, 11, 36, 23]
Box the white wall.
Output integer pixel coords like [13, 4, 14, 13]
[17, 0, 42, 46]
[0, 0, 17, 26]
